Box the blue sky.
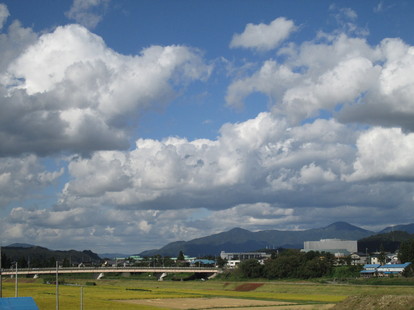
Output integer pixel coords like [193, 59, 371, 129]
[1, 0, 414, 254]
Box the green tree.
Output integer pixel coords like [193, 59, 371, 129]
[1, 252, 11, 268]
[177, 251, 185, 261]
[216, 256, 227, 268]
[264, 253, 301, 279]
[162, 257, 174, 267]
[238, 259, 264, 278]
[299, 257, 327, 279]
[332, 265, 363, 279]
[62, 257, 71, 267]
[18, 256, 28, 268]
[48, 256, 56, 267]
[398, 240, 414, 263]
[378, 244, 387, 265]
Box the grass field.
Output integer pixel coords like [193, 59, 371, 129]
[1, 276, 414, 309]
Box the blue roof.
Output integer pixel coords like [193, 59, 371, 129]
[192, 259, 215, 264]
[363, 264, 381, 268]
[0, 297, 39, 310]
[378, 262, 411, 269]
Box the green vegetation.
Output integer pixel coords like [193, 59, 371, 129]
[229, 250, 337, 280]
[2, 275, 414, 310]
[399, 239, 414, 263]
[358, 230, 414, 253]
[1, 246, 100, 268]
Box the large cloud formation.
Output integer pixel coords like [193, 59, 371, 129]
[1, 5, 414, 253]
[227, 33, 414, 131]
[0, 23, 210, 156]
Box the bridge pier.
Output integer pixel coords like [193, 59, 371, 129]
[157, 273, 167, 281]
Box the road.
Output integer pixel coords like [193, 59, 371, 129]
[0, 266, 220, 276]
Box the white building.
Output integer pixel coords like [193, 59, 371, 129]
[303, 239, 357, 256]
[377, 263, 411, 276]
[220, 251, 268, 261]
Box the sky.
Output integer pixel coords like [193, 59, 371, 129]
[1, 0, 414, 254]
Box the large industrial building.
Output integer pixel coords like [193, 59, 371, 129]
[303, 239, 357, 256]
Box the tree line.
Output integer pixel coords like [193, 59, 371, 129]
[234, 239, 414, 280]
[236, 250, 338, 279]
[1, 253, 72, 269]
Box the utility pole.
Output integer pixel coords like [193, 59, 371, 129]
[80, 286, 83, 310]
[56, 261, 59, 310]
[15, 262, 18, 297]
[0, 245, 2, 298]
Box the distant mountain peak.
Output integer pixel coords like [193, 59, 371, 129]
[324, 222, 364, 231]
[5, 243, 35, 248]
[228, 227, 250, 233]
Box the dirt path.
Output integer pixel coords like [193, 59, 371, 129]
[117, 297, 335, 309]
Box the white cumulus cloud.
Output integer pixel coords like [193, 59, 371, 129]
[0, 155, 64, 208]
[65, 0, 110, 29]
[230, 17, 297, 51]
[0, 24, 211, 156]
[0, 3, 9, 30]
[346, 127, 414, 181]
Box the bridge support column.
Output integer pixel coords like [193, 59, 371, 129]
[157, 273, 167, 281]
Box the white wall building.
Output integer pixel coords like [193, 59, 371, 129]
[303, 239, 357, 256]
[220, 251, 268, 261]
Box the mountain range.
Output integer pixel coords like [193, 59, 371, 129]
[2, 245, 101, 266]
[139, 221, 414, 257]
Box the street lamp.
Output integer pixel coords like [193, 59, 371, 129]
[80, 286, 83, 310]
[0, 246, 2, 298]
[15, 262, 18, 297]
[56, 261, 59, 310]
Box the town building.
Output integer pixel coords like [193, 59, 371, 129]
[220, 251, 268, 261]
[360, 264, 381, 277]
[303, 239, 357, 257]
[360, 262, 412, 277]
[377, 262, 412, 277]
[220, 251, 270, 268]
[350, 252, 369, 265]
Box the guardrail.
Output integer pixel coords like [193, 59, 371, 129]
[0, 266, 220, 276]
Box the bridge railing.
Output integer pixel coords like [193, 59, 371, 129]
[0, 266, 220, 275]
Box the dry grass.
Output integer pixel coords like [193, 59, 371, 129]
[332, 295, 414, 310]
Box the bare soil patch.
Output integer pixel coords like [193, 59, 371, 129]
[332, 295, 414, 310]
[234, 282, 264, 291]
[118, 297, 336, 309]
[118, 297, 294, 309]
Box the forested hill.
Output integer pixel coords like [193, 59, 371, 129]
[140, 222, 375, 257]
[358, 231, 414, 253]
[1, 245, 101, 268]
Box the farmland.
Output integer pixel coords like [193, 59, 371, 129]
[1, 276, 414, 309]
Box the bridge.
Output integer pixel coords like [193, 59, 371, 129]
[0, 266, 220, 276]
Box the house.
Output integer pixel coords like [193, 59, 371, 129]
[360, 262, 412, 277]
[226, 260, 240, 268]
[377, 262, 412, 277]
[360, 264, 381, 278]
[190, 259, 215, 267]
[220, 251, 269, 261]
[350, 252, 369, 265]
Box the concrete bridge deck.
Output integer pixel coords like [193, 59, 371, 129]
[0, 266, 220, 276]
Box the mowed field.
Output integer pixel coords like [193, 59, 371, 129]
[2, 276, 414, 310]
